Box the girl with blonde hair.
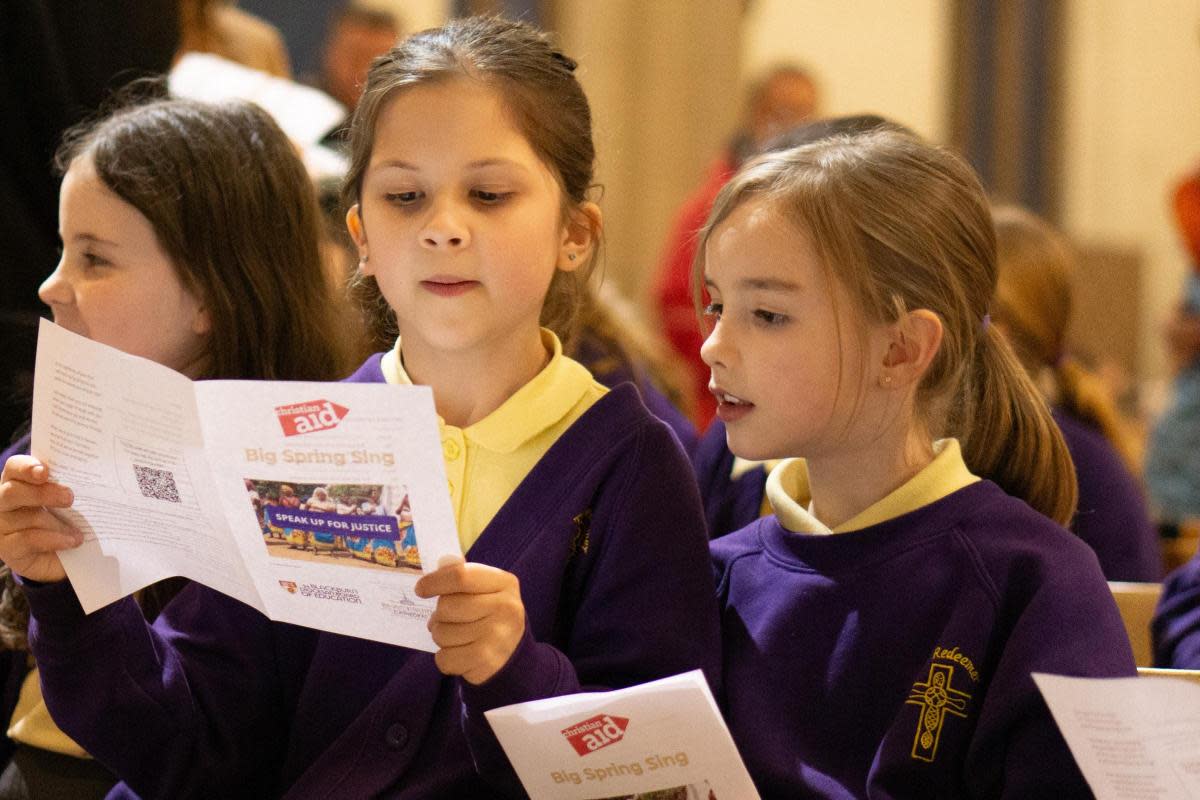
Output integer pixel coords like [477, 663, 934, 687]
[702, 130, 1134, 797]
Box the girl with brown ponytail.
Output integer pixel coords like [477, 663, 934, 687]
[701, 129, 1134, 797]
[991, 204, 1160, 581]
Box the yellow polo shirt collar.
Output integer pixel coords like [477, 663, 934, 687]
[767, 439, 979, 534]
[382, 330, 596, 449]
[381, 329, 606, 550]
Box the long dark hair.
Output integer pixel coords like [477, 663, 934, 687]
[0, 96, 355, 650]
[55, 95, 351, 382]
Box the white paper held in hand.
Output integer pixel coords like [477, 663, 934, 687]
[31, 319, 461, 650]
[1033, 671, 1200, 799]
[485, 669, 760, 799]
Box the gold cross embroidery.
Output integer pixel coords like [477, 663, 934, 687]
[906, 663, 971, 762]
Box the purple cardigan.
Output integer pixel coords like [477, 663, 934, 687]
[24, 355, 720, 798]
[712, 479, 1135, 799]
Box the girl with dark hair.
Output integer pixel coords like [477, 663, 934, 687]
[0, 95, 351, 798]
[0, 17, 717, 798]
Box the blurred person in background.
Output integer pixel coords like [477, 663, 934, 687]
[319, 2, 401, 113]
[991, 205, 1161, 581]
[177, 0, 291, 77]
[1145, 170, 1200, 523]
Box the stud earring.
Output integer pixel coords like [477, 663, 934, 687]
[879, 374, 893, 387]
[567, 252, 577, 262]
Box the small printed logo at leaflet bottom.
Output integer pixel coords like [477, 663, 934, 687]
[561, 714, 629, 756]
[278, 580, 297, 594]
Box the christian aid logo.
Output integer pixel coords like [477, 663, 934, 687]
[275, 400, 349, 437]
[561, 714, 629, 756]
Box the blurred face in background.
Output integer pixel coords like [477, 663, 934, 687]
[749, 70, 819, 149]
[322, 13, 400, 110]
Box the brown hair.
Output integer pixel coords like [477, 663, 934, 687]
[992, 204, 1143, 473]
[694, 130, 1078, 525]
[0, 96, 356, 651]
[55, 96, 351, 383]
[341, 15, 600, 347]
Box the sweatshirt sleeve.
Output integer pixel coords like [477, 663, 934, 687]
[456, 420, 722, 794]
[25, 578, 288, 799]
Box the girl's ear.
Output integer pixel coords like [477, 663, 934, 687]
[558, 201, 602, 273]
[878, 309, 943, 389]
[346, 204, 371, 274]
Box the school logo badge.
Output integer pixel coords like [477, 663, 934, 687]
[275, 400, 349, 437]
[561, 714, 629, 756]
[278, 580, 298, 594]
[906, 662, 972, 762]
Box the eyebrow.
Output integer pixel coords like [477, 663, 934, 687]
[704, 276, 802, 292]
[71, 233, 119, 248]
[373, 158, 528, 172]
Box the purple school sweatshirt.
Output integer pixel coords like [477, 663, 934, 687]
[23, 356, 720, 798]
[698, 410, 1165, 585]
[712, 479, 1135, 799]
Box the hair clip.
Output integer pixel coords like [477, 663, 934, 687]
[551, 51, 577, 72]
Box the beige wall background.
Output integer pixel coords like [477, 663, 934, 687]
[1061, 0, 1200, 388]
[742, 0, 953, 141]
[555, 1, 741, 306]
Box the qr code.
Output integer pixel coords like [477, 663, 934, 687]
[133, 465, 181, 503]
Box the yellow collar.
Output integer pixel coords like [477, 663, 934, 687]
[380, 329, 599, 454]
[730, 456, 781, 480]
[767, 439, 979, 534]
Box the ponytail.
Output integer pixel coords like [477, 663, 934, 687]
[1055, 357, 1144, 475]
[964, 324, 1077, 526]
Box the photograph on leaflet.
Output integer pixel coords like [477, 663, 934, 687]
[247, 479, 422, 574]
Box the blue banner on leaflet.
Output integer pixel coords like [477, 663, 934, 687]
[264, 507, 401, 541]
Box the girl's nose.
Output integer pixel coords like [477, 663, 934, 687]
[420, 200, 470, 250]
[700, 319, 728, 369]
[38, 260, 71, 308]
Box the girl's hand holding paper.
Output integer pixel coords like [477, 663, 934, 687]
[0, 455, 81, 583]
[415, 554, 526, 685]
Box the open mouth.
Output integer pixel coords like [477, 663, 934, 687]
[711, 386, 755, 422]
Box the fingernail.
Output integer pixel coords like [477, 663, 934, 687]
[60, 488, 74, 506]
[32, 465, 46, 480]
